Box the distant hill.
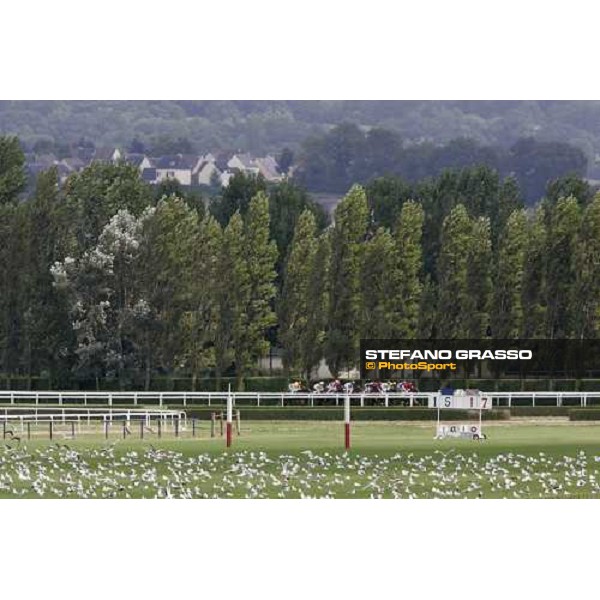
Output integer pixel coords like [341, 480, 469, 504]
[1, 101, 599, 176]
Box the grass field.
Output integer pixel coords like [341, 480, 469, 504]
[2, 420, 600, 498]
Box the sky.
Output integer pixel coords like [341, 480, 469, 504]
[3, 1, 599, 100]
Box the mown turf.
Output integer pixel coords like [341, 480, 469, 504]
[1, 421, 600, 498]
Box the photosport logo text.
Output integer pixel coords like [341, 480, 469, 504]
[359, 339, 600, 380]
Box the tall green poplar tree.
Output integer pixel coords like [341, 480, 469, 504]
[572, 193, 600, 338]
[0, 203, 28, 378]
[302, 231, 331, 379]
[214, 211, 248, 384]
[360, 227, 396, 339]
[544, 196, 581, 338]
[279, 210, 319, 376]
[325, 185, 369, 375]
[179, 213, 222, 389]
[465, 216, 493, 338]
[521, 207, 548, 338]
[136, 196, 200, 386]
[22, 168, 78, 385]
[238, 192, 278, 389]
[492, 209, 528, 339]
[391, 200, 424, 338]
[436, 204, 473, 338]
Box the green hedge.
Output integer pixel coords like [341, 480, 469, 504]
[569, 410, 600, 421]
[413, 380, 447, 392]
[413, 380, 600, 393]
[0, 376, 52, 390]
[415, 379, 498, 392]
[242, 378, 289, 392]
[552, 380, 580, 392]
[184, 407, 510, 421]
[44, 376, 289, 392]
[7, 374, 600, 394]
[509, 406, 571, 417]
[579, 380, 600, 391]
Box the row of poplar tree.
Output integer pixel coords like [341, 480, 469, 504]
[283, 184, 600, 381]
[1, 135, 600, 389]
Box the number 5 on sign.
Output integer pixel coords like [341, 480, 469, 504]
[430, 395, 454, 408]
[430, 395, 453, 408]
[429, 394, 492, 410]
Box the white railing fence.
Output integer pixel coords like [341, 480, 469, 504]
[0, 406, 185, 424]
[0, 390, 600, 408]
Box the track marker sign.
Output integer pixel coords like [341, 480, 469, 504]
[431, 392, 490, 440]
[428, 394, 491, 410]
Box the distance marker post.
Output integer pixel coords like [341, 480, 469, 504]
[226, 384, 233, 448]
[344, 394, 351, 450]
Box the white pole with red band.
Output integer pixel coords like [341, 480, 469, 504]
[226, 384, 233, 448]
[344, 394, 351, 450]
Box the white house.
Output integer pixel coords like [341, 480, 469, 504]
[195, 159, 222, 186]
[92, 147, 122, 163]
[125, 153, 153, 173]
[155, 154, 202, 186]
[255, 155, 282, 181]
[227, 153, 281, 181]
[227, 153, 260, 175]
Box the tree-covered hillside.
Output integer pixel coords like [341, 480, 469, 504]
[1, 101, 600, 174]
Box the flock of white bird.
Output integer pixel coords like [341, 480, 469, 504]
[1, 444, 600, 498]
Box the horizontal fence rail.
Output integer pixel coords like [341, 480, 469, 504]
[1, 390, 600, 408]
[0, 407, 186, 425]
